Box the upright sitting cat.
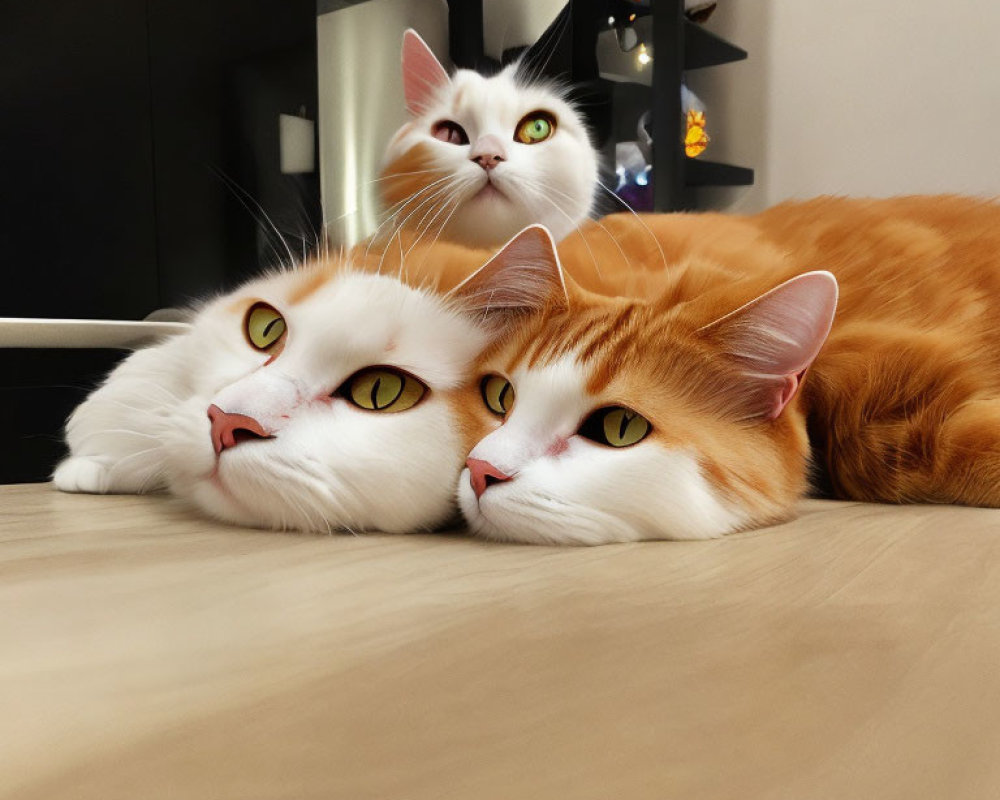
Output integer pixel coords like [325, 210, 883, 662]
[379, 30, 599, 248]
[54, 232, 555, 533]
[458, 196, 1000, 544]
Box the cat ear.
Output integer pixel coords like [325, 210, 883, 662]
[698, 271, 839, 421]
[402, 29, 449, 116]
[451, 225, 568, 333]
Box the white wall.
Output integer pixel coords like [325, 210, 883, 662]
[686, 0, 1000, 212]
[317, 0, 449, 247]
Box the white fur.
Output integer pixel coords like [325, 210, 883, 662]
[458, 358, 749, 545]
[55, 270, 488, 534]
[384, 66, 599, 247]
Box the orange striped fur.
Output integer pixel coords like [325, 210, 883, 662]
[462, 196, 1000, 540]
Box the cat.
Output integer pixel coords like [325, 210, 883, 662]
[378, 29, 599, 249]
[457, 195, 1000, 545]
[53, 229, 557, 534]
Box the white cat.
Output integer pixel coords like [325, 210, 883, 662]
[379, 30, 599, 248]
[54, 230, 559, 533]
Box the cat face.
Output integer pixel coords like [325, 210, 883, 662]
[457, 238, 839, 545]
[150, 266, 483, 533]
[380, 30, 598, 248]
[146, 231, 559, 534]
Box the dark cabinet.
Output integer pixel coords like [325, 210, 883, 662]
[0, 0, 319, 482]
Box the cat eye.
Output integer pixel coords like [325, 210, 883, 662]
[342, 367, 427, 413]
[245, 302, 287, 351]
[432, 120, 470, 145]
[514, 111, 556, 144]
[578, 406, 651, 448]
[481, 375, 515, 416]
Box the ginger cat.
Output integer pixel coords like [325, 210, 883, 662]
[458, 195, 1000, 544]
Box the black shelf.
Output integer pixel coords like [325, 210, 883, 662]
[683, 19, 747, 70]
[649, 0, 754, 209]
[685, 159, 754, 187]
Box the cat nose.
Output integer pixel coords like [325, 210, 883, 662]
[467, 458, 512, 498]
[469, 135, 507, 171]
[207, 404, 273, 454]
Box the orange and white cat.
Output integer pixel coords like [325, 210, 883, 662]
[53, 234, 552, 533]
[378, 30, 598, 248]
[459, 196, 1000, 544]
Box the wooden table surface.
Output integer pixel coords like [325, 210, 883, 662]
[2, 482, 1000, 799]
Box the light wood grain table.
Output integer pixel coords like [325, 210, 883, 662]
[2, 483, 1000, 799]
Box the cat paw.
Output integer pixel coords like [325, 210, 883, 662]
[52, 456, 115, 494]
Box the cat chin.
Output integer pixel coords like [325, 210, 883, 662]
[470, 183, 507, 203]
[458, 472, 648, 546]
[443, 189, 567, 249]
[176, 455, 461, 535]
[457, 448, 751, 546]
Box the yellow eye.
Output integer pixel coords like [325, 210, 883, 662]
[481, 375, 515, 416]
[245, 303, 286, 351]
[515, 111, 556, 144]
[578, 406, 651, 448]
[345, 367, 426, 413]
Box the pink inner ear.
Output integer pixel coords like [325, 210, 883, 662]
[701, 271, 839, 421]
[450, 225, 567, 329]
[769, 369, 807, 420]
[402, 30, 449, 115]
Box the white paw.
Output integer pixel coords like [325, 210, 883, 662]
[53, 456, 116, 494]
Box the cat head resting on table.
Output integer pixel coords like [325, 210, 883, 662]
[55, 229, 559, 534]
[456, 231, 839, 545]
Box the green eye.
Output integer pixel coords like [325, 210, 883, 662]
[515, 111, 556, 144]
[578, 406, 651, 448]
[245, 303, 286, 351]
[481, 375, 514, 415]
[345, 367, 426, 413]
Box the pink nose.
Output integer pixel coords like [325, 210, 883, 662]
[472, 152, 504, 171]
[207, 404, 272, 454]
[469, 135, 507, 171]
[467, 458, 512, 498]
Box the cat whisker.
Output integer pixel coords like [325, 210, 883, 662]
[369, 177, 452, 247]
[98, 398, 164, 415]
[545, 182, 642, 274]
[411, 189, 455, 242]
[594, 179, 670, 273]
[403, 196, 455, 262]
[101, 379, 185, 405]
[397, 172, 481, 278]
[403, 173, 478, 258]
[378, 175, 453, 222]
[212, 167, 298, 271]
[72, 427, 163, 449]
[378, 180, 461, 274]
[365, 168, 440, 185]
[364, 176, 455, 269]
[407, 196, 465, 273]
[104, 444, 161, 467]
[525, 186, 605, 280]
[100, 445, 166, 494]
